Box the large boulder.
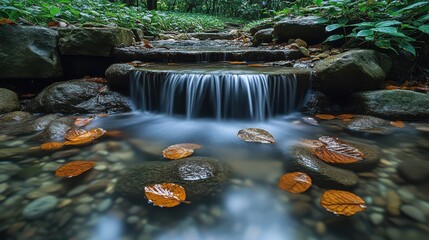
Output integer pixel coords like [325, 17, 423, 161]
[105, 63, 135, 91]
[250, 21, 275, 36]
[58, 27, 134, 57]
[115, 157, 230, 201]
[273, 16, 328, 45]
[301, 91, 346, 115]
[313, 50, 392, 97]
[27, 80, 132, 114]
[0, 88, 20, 114]
[351, 90, 429, 120]
[252, 28, 274, 46]
[0, 25, 62, 78]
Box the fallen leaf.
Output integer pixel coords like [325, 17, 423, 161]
[320, 190, 366, 216]
[105, 130, 123, 137]
[297, 139, 324, 151]
[315, 136, 364, 163]
[64, 128, 88, 141]
[336, 114, 354, 120]
[88, 128, 106, 138]
[241, 34, 247, 44]
[278, 172, 312, 193]
[0, 18, 15, 25]
[228, 61, 247, 65]
[40, 142, 64, 151]
[47, 21, 67, 27]
[301, 117, 318, 126]
[64, 137, 95, 146]
[168, 143, 202, 150]
[74, 117, 94, 127]
[315, 114, 336, 120]
[386, 85, 400, 90]
[342, 118, 353, 122]
[144, 183, 190, 208]
[55, 160, 96, 178]
[143, 39, 153, 48]
[390, 121, 405, 128]
[237, 128, 275, 144]
[97, 113, 109, 118]
[84, 77, 107, 83]
[162, 147, 194, 160]
[248, 63, 268, 67]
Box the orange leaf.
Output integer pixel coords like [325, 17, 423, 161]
[74, 117, 94, 127]
[84, 77, 107, 84]
[278, 172, 312, 193]
[55, 160, 96, 178]
[315, 114, 335, 120]
[336, 114, 354, 120]
[40, 142, 64, 151]
[314, 136, 364, 163]
[0, 18, 15, 25]
[297, 139, 324, 152]
[390, 121, 405, 128]
[228, 61, 247, 65]
[144, 183, 190, 208]
[248, 63, 268, 67]
[64, 137, 95, 146]
[237, 128, 276, 144]
[143, 39, 153, 48]
[385, 85, 400, 90]
[320, 190, 366, 216]
[64, 128, 88, 141]
[105, 130, 123, 137]
[97, 113, 109, 118]
[88, 128, 106, 139]
[168, 143, 202, 150]
[162, 147, 193, 160]
[342, 118, 353, 122]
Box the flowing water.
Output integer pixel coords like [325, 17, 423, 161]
[0, 64, 428, 240]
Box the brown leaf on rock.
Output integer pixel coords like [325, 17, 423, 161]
[64, 128, 88, 141]
[228, 61, 247, 65]
[278, 172, 312, 193]
[390, 121, 405, 128]
[64, 137, 95, 146]
[168, 143, 202, 150]
[336, 114, 354, 120]
[315, 136, 364, 163]
[74, 117, 94, 127]
[144, 183, 190, 208]
[315, 114, 336, 120]
[40, 142, 64, 151]
[0, 18, 15, 25]
[105, 130, 124, 137]
[55, 160, 96, 178]
[320, 190, 366, 216]
[84, 77, 107, 84]
[88, 128, 106, 139]
[237, 128, 275, 144]
[162, 147, 194, 160]
[143, 39, 153, 48]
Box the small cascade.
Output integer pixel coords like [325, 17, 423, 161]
[131, 68, 309, 120]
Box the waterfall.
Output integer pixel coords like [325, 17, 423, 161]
[131, 71, 307, 120]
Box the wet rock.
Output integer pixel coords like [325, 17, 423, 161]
[295, 39, 307, 48]
[346, 115, 393, 134]
[58, 27, 134, 57]
[0, 25, 62, 78]
[387, 190, 401, 216]
[0, 111, 32, 126]
[51, 149, 80, 160]
[39, 116, 74, 141]
[105, 63, 135, 91]
[290, 202, 312, 217]
[27, 80, 132, 114]
[115, 157, 230, 201]
[25, 114, 61, 132]
[75, 204, 92, 215]
[370, 213, 384, 225]
[22, 196, 58, 219]
[397, 160, 429, 184]
[400, 205, 427, 222]
[301, 91, 346, 115]
[252, 28, 273, 46]
[97, 198, 112, 212]
[250, 21, 275, 35]
[0, 89, 20, 114]
[286, 145, 359, 189]
[131, 28, 144, 42]
[313, 50, 392, 97]
[351, 90, 429, 120]
[299, 47, 310, 57]
[274, 16, 328, 45]
[188, 32, 238, 40]
[0, 183, 7, 194]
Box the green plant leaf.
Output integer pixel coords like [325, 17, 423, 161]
[49, 7, 61, 16]
[375, 40, 391, 49]
[394, 1, 428, 14]
[356, 30, 374, 37]
[399, 42, 416, 57]
[418, 25, 429, 34]
[324, 34, 344, 42]
[326, 23, 344, 32]
[375, 20, 402, 27]
[337, 17, 349, 25]
[417, 14, 429, 23]
[351, 22, 375, 28]
[370, 27, 398, 34]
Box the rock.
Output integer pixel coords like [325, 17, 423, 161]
[290, 202, 312, 217]
[105, 63, 136, 91]
[0, 111, 32, 126]
[58, 27, 134, 57]
[315, 222, 326, 235]
[397, 160, 429, 184]
[252, 28, 273, 46]
[351, 90, 429, 120]
[0, 89, 20, 114]
[0, 183, 7, 194]
[27, 80, 132, 114]
[250, 21, 275, 35]
[313, 50, 392, 97]
[369, 213, 384, 225]
[131, 28, 144, 42]
[22, 196, 58, 219]
[401, 205, 427, 222]
[295, 39, 307, 48]
[75, 204, 92, 215]
[25, 114, 61, 132]
[286, 145, 359, 189]
[51, 149, 80, 160]
[274, 16, 328, 45]
[39, 116, 74, 141]
[115, 157, 230, 201]
[301, 91, 346, 115]
[188, 32, 238, 40]
[387, 190, 401, 216]
[346, 115, 393, 134]
[97, 198, 112, 212]
[0, 25, 62, 78]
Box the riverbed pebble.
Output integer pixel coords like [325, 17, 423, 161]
[75, 204, 92, 215]
[401, 205, 427, 223]
[97, 198, 112, 212]
[0, 183, 8, 194]
[22, 196, 58, 219]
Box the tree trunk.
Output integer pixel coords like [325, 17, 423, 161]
[147, 0, 157, 10]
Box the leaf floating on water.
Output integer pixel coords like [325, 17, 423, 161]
[278, 172, 312, 193]
[88, 128, 106, 139]
[336, 114, 354, 120]
[302, 117, 319, 126]
[162, 147, 194, 160]
[105, 130, 124, 137]
[40, 142, 64, 151]
[64, 128, 88, 141]
[320, 190, 366, 216]
[97, 113, 109, 118]
[63, 128, 106, 146]
[74, 117, 94, 127]
[248, 63, 268, 67]
[237, 128, 275, 144]
[315, 136, 364, 163]
[144, 183, 190, 208]
[55, 160, 96, 178]
[390, 121, 405, 128]
[315, 114, 336, 120]
[169, 143, 202, 150]
[228, 61, 247, 65]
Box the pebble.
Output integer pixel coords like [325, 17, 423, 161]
[400, 205, 427, 222]
[26, 190, 47, 199]
[299, 47, 311, 57]
[41, 162, 61, 172]
[315, 221, 326, 235]
[0, 183, 8, 194]
[40, 182, 63, 193]
[75, 204, 92, 215]
[67, 185, 87, 197]
[127, 216, 140, 224]
[0, 174, 10, 182]
[22, 196, 58, 219]
[51, 149, 80, 159]
[373, 196, 386, 207]
[370, 213, 384, 225]
[58, 198, 72, 208]
[295, 38, 307, 48]
[386, 190, 401, 216]
[78, 195, 94, 203]
[290, 202, 312, 217]
[0, 195, 5, 201]
[94, 163, 108, 171]
[97, 198, 112, 212]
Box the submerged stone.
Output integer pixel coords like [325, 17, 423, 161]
[397, 160, 429, 184]
[346, 115, 393, 135]
[22, 196, 58, 220]
[115, 157, 230, 201]
[0, 89, 20, 114]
